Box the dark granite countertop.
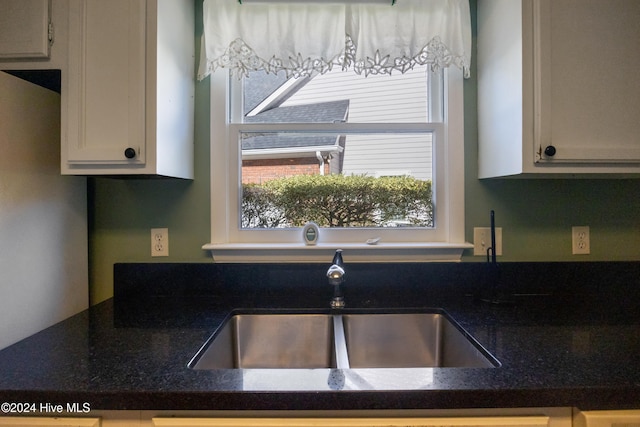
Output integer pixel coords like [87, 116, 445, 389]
[0, 262, 639, 411]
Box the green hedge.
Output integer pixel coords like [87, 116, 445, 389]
[242, 174, 432, 228]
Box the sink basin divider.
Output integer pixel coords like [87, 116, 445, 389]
[332, 314, 350, 369]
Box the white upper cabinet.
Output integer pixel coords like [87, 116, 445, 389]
[477, 0, 640, 178]
[63, 0, 194, 178]
[0, 0, 51, 59]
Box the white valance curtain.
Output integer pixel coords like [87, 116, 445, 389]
[198, 0, 471, 80]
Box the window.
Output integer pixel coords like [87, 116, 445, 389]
[205, 64, 468, 262]
[238, 65, 438, 229]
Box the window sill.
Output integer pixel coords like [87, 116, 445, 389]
[202, 242, 473, 263]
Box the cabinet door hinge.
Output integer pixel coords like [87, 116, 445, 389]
[48, 21, 54, 45]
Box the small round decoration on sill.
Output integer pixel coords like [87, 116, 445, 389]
[302, 222, 319, 246]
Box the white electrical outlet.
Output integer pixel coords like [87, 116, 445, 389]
[572, 226, 590, 255]
[151, 228, 169, 257]
[473, 227, 503, 256]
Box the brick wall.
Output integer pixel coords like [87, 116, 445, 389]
[242, 158, 329, 184]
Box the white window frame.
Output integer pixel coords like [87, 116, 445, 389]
[203, 67, 471, 262]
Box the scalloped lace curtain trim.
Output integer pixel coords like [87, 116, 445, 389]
[198, 0, 471, 80]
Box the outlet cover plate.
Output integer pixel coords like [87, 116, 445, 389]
[151, 228, 169, 257]
[473, 227, 503, 256]
[572, 226, 590, 255]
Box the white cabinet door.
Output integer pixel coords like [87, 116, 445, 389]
[0, 0, 50, 59]
[534, 0, 640, 164]
[66, 0, 147, 167]
[477, 0, 640, 177]
[0, 417, 100, 427]
[64, 0, 194, 177]
[152, 416, 552, 427]
[574, 410, 640, 427]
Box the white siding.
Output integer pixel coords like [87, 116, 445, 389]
[280, 66, 433, 180]
[339, 133, 433, 181]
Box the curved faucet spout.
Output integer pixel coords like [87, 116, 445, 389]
[332, 248, 344, 268]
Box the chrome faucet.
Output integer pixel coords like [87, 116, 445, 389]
[327, 249, 345, 309]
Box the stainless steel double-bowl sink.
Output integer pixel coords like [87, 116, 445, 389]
[188, 309, 499, 370]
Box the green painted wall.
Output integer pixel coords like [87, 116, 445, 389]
[88, 1, 640, 304]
